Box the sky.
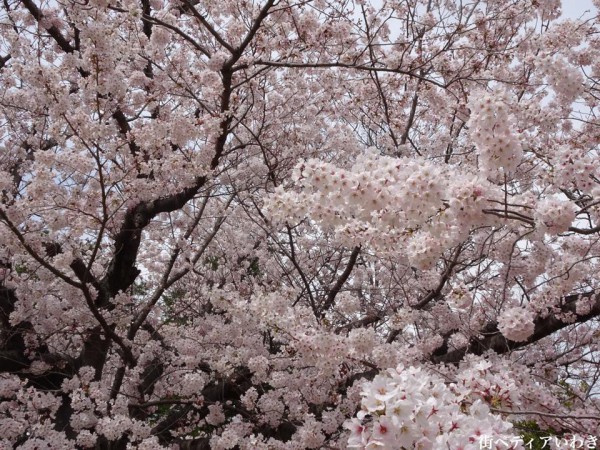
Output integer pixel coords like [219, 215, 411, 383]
[561, 0, 597, 19]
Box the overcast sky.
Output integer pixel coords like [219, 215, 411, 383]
[561, 0, 597, 19]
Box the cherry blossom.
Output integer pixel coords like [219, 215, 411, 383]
[0, 0, 599, 448]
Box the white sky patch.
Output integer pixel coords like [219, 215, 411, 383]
[561, 0, 597, 19]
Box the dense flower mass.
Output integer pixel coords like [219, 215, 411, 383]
[468, 92, 524, 179]
[534, 195, 578, 234]
[348, 366, 521, 450]
[265, 154, 499, 270]
[0, 0, 600, 448]
[497, 307, 537, 343]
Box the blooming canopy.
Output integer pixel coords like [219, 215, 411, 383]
[1, 0, 600, 448]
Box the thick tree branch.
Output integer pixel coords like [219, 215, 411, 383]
[432, 291, 600, 365]
[321, 246, 361, 315]
[0, 54, 10, 70]
[230, 0, 276, 63]
[19, 0, 74, 53]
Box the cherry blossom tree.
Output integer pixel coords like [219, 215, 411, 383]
[1, 0, 600, 448]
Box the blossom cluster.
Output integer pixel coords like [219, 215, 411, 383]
[266, 153, 498, 269]
[537, 56, 584, 104]
[533, 194, 577, 234]
[553, 146, 600, 195]
[0, 0, 599, 448]
[347, 365, 521, 449]
[497, 306, 537, 343]
[467, 92, 523, 179]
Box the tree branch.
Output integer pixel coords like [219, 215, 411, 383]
[432, 291, 600, 365]
[20, 0, 75, 53]
[321, 246, 360, 316]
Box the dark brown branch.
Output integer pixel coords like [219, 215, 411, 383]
[20, 0, 75, 53]
[0, 209, 83, 289]
[335, 314, 381, 334]
[100, 66, 233, 306]
[229, 0, 276, 63]
[253, 60, 446, 88]
[321, 246, 361, 316]
[112, 108, 147, 170]
[432, 291, 600, 365]
[0, 54, 10, 70]
[388, 245, 462, 343]
[180, 0, 235, 53]
[98, 179, 207, 304]
[286, 224, 317, 312]
[569, 225, 600, 235]
[142, 13, 211, 57]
